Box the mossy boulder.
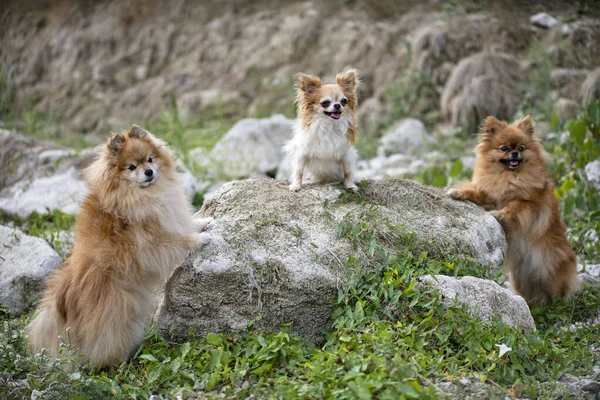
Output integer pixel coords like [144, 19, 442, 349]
[157, 178, 507, 342]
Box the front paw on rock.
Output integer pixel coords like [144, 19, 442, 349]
[289, 182, 302, 192]
[447, 189, 465, 200]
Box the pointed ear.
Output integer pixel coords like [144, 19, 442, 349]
[481, 116, 506, 136]
[336, 69, 359, 92]
[295, 73, 322, 93]
[107, 133, 125, 156]
[128, 124, 148, 139]
[514, 115, 534, 136]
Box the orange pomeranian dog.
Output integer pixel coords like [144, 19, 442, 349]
[448, 116, 581, 304]
[284, 69, 360, 192]
[27, 125, 211, 369]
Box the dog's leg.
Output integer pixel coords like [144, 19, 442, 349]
[289, 155, 306, 192]
[343, 153, 357, 190]
[447, 181, 489, 206]
[491, 199, 547, 235]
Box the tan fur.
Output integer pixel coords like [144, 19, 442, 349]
[286, 69, 360, 192]
[449, 116, 581, 304]
[27, 125, 211, 369]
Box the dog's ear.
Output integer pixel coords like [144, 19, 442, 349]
[514, 115, 534, 136]
[295, 73, 322, 93]
[128, 124, 148, 139]
[336, 69, 360, 92]
[481, 116, 505, 136]
[107, 133, 125, 156]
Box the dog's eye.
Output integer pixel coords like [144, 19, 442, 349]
[341, 98, 348, 106]
[518, 145, 525, 152]
[321, 101, 331, 108]
[500, 146, 509, 152]
[148, 157, 153, 163]
[128, 165, 137, 171]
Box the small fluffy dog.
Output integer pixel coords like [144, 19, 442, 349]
[285, 69, 360, 192]
[448, 116, 581, 303]
[27, 125, 211, 368]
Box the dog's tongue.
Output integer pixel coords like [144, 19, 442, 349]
[510, 160, 519, 166]
[330, 112, 341, 119]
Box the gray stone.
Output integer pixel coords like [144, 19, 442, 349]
[0, 226, 62, 315]
[378, 119, 434, 156]
[416, 275, 535, 331]
[207, 115, 294, 179]
[530, 12, 559, 29]
[157, 178, 506, 342]
[584, 160, 600, 191]
[553, 98, 580, 120]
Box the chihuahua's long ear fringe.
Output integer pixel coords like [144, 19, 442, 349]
[336, 69, 360, 92]
[514, 115, 534, 136]
[295, 73, 321, 93]
[108, 133, 125, 156]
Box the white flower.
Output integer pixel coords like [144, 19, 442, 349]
[495, 343, 512, 357]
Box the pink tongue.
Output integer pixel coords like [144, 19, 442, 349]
[330, 112, 341, 119]
[510, 160, 519, 166]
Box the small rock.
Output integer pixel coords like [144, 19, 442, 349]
[584, 160, 600, 191]
[0, 226, 62, 314]
[378, 118, 434, 156]
[553, 98, 580, 120]
[582, 381, 600, 394]
[578, 263, 600, 278]
[530, 12, 559, 29]
[416, 275, 535, 331]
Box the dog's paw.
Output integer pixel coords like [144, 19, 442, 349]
[447, 188, 466, 200]
[489, 210, 505, 221]
[344, 180, 357, 191]
[289, 182, 302, 192]
[194, 232, 210, 249]
[194, 217, 213, 232]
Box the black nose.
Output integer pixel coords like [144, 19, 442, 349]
[144, 169, 153, 177]
[334, 103, 341, 110]
[511, 151, 519, 157]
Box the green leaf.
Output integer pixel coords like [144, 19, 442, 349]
[568, 119, 587, 145]
[450, 159, 463, 178]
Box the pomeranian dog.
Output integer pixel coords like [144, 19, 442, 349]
[27, 125, 211, 369]
[284, 69, 360, 192]
[448, 116, 581, 304]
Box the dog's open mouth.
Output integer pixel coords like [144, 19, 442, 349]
[501, 158, 522, 169]
[324, 111, 341, 120]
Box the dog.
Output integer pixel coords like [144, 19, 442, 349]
[284, 69, 360, 192]
[448, 116, 581, 304]
[27, 125, 211, 369]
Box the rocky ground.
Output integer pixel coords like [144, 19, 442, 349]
[0, 0, 599, 399]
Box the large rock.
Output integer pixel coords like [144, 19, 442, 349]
[0, 226, 62, 314]
[157, 178, 506, 342]
[201, 115, 294, 180]
[0, 130, 94, 217]
[416, 275, 535, 331]
[378, 118, 434, 156]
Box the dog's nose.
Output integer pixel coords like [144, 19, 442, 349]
[333, 103, 341, 110]
[144, 169, 153, 177]
[511, 151, 519, 157]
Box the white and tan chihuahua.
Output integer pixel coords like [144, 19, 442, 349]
[284, 69, 360, 192]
